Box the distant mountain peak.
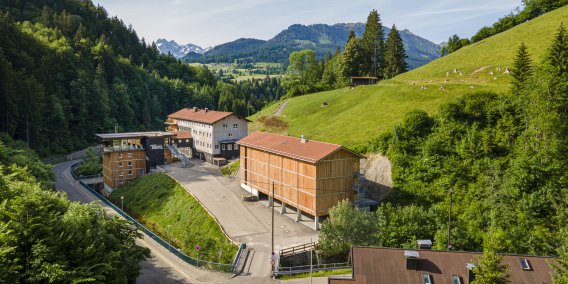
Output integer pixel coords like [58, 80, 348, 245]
[156, 38, 207, 59]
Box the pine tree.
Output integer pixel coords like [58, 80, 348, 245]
[511, 42, 533, 94]
[472, 250, 510, 284]
[544, 24, 568, 116]
[341, 34, 363, 79]
[383, 25, 407, 79]
[361, 9, 385, 77]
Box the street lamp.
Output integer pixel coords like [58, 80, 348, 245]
[167, 225, 172, 252]
[120, 196, 124, 211]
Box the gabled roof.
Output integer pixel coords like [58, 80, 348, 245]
[329, 247, 556, 284]
[168, 108, 234, 124]
[237, 132, 364, 163]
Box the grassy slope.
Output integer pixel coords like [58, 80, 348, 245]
[250, 6, 568, 148]
[109, 173, 237, 264]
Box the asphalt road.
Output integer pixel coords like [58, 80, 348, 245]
[53, 160, 231, 284]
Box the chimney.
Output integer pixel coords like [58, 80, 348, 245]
[417, 239, 432, 250]
[404, 250, 420, 270]
[205, 108, 209, 113]
[193, 107, 198, 112]
[300, 134, 306, 144]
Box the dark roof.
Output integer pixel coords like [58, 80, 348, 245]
[95, 131, 176, 140]
[329, 247, 556, 284]
[237, 132, 364, 163]
[168, 108, 236, 124]
[350, 76, 378, 79]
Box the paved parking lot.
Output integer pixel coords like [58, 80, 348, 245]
[163, 160, 320, 278]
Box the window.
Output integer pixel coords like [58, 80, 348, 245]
[452, 275, 463, 284]
[127, 152, 132, 158]
[228, 133, 233, 137]
[118, 162, 123, 168]
[128, 161, 132, 167]
[186, 139, 190, 142]
[222, 144, 226, 150]
[235, 144, 239, 150]
[223, 123, 227, 128]
[519, 258, 532, 270]
[119, 180, 124, 185]
[118, 153, 123, 158]
[128, 170, 132, 176]
[233, 123, 238, 128]
[118, 171, 123, 177]
[228, 144, 233, 150]
[215, 145, 219, 150]
[422, 273, 432, 284]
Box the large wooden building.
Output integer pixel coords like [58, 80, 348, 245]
[237, 132, 364, 229]
[96, 131, 176, 193]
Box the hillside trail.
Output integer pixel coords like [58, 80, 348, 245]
[273, 99, 289, 116]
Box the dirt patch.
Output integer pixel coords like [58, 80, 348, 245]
[470, 65, 491, 75]
[361, 154, 392, 200]
[257, 116, 288, 130]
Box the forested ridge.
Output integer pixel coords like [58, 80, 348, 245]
[0, 0, 283, 156]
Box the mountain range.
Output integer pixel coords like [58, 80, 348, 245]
[158, 23, 441, 69]
[155, 39, 210, 58]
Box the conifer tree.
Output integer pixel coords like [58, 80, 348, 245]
[472, 250, 510, 284]
[544, 24, 568, 115]
[341, 34, 363, 79]
[511, 42, 533, 94]
[361, 9, 385, 77]
[383, 25, 407, 79]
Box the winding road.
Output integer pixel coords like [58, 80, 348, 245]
[53, 161, 231, 284]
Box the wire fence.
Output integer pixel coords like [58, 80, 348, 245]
[70, 162, 245, 273]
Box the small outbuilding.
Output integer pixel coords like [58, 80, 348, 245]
[350, 76, 378, 86]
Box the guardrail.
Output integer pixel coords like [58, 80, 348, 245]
[70, 162, 244, 273]
[280, 242, 317, 257]
[274, 262, 351, 276]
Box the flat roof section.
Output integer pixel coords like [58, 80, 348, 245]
[96, 131, 176, 140]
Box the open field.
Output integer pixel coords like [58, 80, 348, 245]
[250, 6, 568, 148]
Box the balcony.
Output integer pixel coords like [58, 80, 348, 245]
[103, 145, 145, 153]
[164, 118, 178, 126]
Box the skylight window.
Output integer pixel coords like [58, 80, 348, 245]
[422, 273, 432, 284]
[520, 258, 532, 270]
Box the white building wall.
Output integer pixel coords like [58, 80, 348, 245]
[212, 115, 249, 154]
[175, 114, 247, 156]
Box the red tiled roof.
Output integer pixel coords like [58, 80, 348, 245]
[168, 108, 233, 124]
[237, 132, 363, 163]
[174, 131, 192, 139]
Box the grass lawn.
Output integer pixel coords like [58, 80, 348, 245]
[109, 173, 237, 264]
[278, 268, 353, 280]
[249, 6, 568, 149]
[220, 160, 240, 177]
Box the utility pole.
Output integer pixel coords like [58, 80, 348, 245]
[271, 181, 275, 274]
[310, 237, 313, 284]
[447, 188, 453, 250]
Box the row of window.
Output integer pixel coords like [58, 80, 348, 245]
[117, 152, 133, 159]
[222, 123, 239, 129]
[118, 161, 132, 167]
[195, 141, 239, 151]
[117, 170, 133, 177]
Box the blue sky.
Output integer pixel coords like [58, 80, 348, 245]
[94, 0, 521, 47]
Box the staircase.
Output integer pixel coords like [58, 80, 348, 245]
[167, 144, 192, 168]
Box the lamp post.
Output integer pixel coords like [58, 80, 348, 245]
[120, 196, 124, 211]
[167, 225, 172, 252]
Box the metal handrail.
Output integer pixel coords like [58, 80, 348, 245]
[275, 262, 351, 275]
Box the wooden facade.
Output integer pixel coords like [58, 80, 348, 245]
[239, 146, 360, 217]
[102, 149, 146, 189]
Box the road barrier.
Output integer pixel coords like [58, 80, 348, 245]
[70, 162, 245, 273]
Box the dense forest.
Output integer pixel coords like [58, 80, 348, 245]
[0, 134, 150, 282]
[319, 25, 568, 280]
[0, 0, 283, 156]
